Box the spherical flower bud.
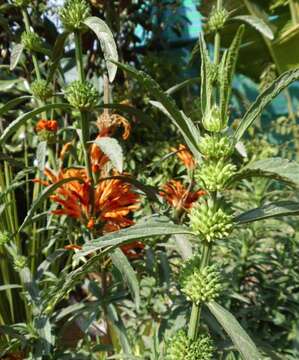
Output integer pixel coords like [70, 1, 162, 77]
[165, 330, 214, 360]
[21, 31, 43, 52]
[31, 80, 53, 101]
[189, 199, 233, 242]
[196, 160, 236, 192]
[179, 256, 221, 304]
[198, 134, 234, 160]
[59, 0, 91, 31]
[0, 231, 10, 246]
[65, 80, 99, 111]
[14, 255, 27, 271]
[207, 7, 229, 32]
[36, 119, 58, 143]
[202, 104, 226, 133]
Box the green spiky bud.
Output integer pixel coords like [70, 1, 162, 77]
[21, 31, 43, 52]
[31, 80, 53, 101]
[14, 255, 27, 270]
[59, 0, 91, 31]
[196, 160, 236, 192]
[12, 0, 31, 7]
[189, 199, 233, 242]
[202, 104, 226, 133]
[65, 80, 99, 110]
[0, 231, 10, 246]
[198, 134, 234, 160]
[207, 7, 229, 32]
[179, 256, 221, 304]
[165, 330, 214, 360]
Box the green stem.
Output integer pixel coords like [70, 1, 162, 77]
[289, 0, 299, 25]
[188, 243, 212, 340]
[74, 31, 95, 211]
[21, 9, 41, 81]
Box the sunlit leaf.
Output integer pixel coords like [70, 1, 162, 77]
[233, 15, 274, 40]
[10, 43, 24, 70]
[94, 137, 123, 173]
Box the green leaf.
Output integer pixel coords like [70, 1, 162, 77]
[242, 157, 299, 186]
[112, 60, 201, 160]
[84, 16, 118, 82]
[0, 95, 32, 117]
[0, 103, 73, 146]
[76, 217, 194, 258]
[233, 15, 274, 40]
[18, 176, 84, 233]
[36, 141, 47, 172]
[166, 77, 200, 95]
[235, 69, 299, 141]
[0, 285, 21, 291]
[110, 248, 140, 309]
[207, 301, 262, 360]
[0, 79, 23, 91]
[234, 201, 299, 224]
[219, 25, 244, 124]
[10, 43, 24, 70]
[199, 33, 212, 116]
[94, 137, 123, 173]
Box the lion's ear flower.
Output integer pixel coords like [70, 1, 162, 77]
[172, 144, 196, 170]
[35, 119, 58, 143]
[160, 180, 205, 211]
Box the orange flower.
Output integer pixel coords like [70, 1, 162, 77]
[172, 144, 196, 170]
[36, 119, 58, 132]
[36, 168, 139, 233]
[121, 241, 145, 259]
[160, 180, 205, 210]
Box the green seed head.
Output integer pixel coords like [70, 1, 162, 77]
[31, 80, 53, 101]
[196, 160, 236, 192]
[165, 330, 214, 360]
[59, 0, 91, 31]
[189, 199, 233, 242]
[21, 31, 43, 52]
[198, 134, 234, 160]
[14, 255, 27, 271]
[207, 7, 229, 32]
[0, 231, 10, 246]
[179, 256, 221, 304]
[202, 104, 226, 133]
[65, 80, 99, 110]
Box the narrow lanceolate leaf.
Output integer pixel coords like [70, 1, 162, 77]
[110, 248, 140, 309]
[166, 77, 200, 95]
[219, 25, 244, 124]
[199, 33, 212, 116]
[36, 141, 47, 172]
[94, 137, 123, 173]
[234, 201, 299, 224]
[0, 95, 32, 117]
[243, 157, 299, 186]
[207, 301, 262, 360]
[76, 218, 194, 258]
[84, 16, 118, 82]
[0, 285, 21, 291]
[10, 43, 24, 70]
[18, 177, 84, 233]
[0, 103, 73, 146]
[47, 32, 69, 82]
[235, 69, 299, 141]
[233, 15, 274, 40]
[112, 61, 201, 160]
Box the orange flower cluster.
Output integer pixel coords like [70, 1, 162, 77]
[160, 180, 205, 211]
[172, 144, 196, 170]
[36, 119, 58, 132]
[35, 168, 139, 233]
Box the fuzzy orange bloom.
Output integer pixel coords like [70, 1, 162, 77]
[160, 180, 205, 210]
[36, 119, 58, 132]
[36, 168, 139, 233]
[172, 144, 196, 170]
